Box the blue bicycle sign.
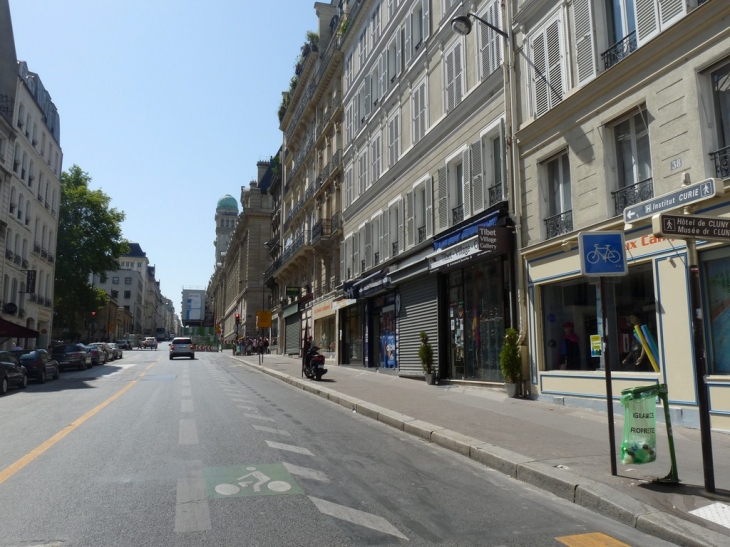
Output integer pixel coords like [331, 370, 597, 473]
[579, 231, 628, 277]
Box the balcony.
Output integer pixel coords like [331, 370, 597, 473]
[5, 249, 12, 259]
[41, 249, 48, 259]
[489, 184, 503, 206]
[331, 211, 341, 233]
[417, 225, 427, 244]
[45, 297, 53, 307]
[48, 254, 54, 263]
[544, 210, 573, 239]
[22, 259, 28, 268]
[311, 218, 332, 244]
[711, 145, 730, 179]
[13, 255, 20, 265]
[29, 293, 37, 302]
[392, 241, 399, 257]
[452, 204, 464, 225]
[612, 178, 653, 217]
[33, 242, 41, 254]
[601, 31, 637, 71]
[263, 256, 283, 282]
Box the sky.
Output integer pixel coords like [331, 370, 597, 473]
[8, 0, 317, 315]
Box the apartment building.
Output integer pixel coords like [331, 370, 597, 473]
[92, 268, 145, 335]
[115, 243, 163, 335]
[513, 0, 730, 428]
[267, 0, 344, 358]
[338, 0, 514, 379]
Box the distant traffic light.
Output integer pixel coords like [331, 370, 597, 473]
[235, 313, 241, 325]
[91, 311, 96, 318]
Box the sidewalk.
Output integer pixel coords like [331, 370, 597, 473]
[231, 352, 730, 547]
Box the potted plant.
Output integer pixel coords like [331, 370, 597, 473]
[499, 328, 522, 397]
[419, 331, 436, 385]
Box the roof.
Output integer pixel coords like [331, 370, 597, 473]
[124, 243, 147, 258]
[217, 195, 239, 211]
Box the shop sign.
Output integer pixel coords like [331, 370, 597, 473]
[477, 226, 511, 253]
[359, 274, 391, 297]
[283, 304, 299, 318]
[285, 286, 300, 297]
[431, 228, 511, 272]
[312, 298, 336, 319]
[590, 334, 602, 357]
[332, 298, 357, 310]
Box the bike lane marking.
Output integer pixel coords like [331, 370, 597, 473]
[0, 379, 139, 485]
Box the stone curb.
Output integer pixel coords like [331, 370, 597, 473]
[239, 359, 729, 547]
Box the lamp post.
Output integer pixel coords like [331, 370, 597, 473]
[450, 13, 508, 40]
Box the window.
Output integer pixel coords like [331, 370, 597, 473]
[406, 177, 433, 247]
[444, 41, 464, 113]
[111, 289, 119, 299]
[444, 0, 457, 13]
[475, 121, 506, 210]
[528, 11, 565, 118]
[112, 277, 119, 284]
[137, 261, 142, 267]
[386, 35, 402, 85]
[478, 0, 503, 80]
[345, 100, 354, 144]
[411, 79, 427, 144]
[358, 150, 368, 197]
[405, 0, 430, 64]
[21, 152, 28, 180]
[124, 305, 130, 312]
[610, 107, 652, 215]
[100, 274, 108, 283]
[124, 277, 132, 285]
[448, 157, 466, 225]
[543, 152, 572, 239]
[345, 165, 354, 208]
[388, 111, 400, 167]
[124, 290, 131, 299]
[387, 199, 401, 257]
[371, 3, 381, 47]
[359, 29, 368, 70]
[710, 62, 730, 178]
[371, 134, 381, 185]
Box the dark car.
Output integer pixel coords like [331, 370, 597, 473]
[0, 351, 27, 395]
[18, 349, 60, 383]
[85, 344, 106, 366]
[52, 344, 92, 371]
[115, 339, 131, 350]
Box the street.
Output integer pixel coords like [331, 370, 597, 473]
[0, 344, 676, 546]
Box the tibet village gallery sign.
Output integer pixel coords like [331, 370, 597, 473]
[428, 226, 511, 272]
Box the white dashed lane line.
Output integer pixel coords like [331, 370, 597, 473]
[309, 496, 408, 540]
[244, 414, 275, 422]
[265, 441, 314, 456]
[282, 462, 329, 482]
[251, 425, 291, 436]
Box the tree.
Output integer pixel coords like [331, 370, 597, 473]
[54, 165, 129, 333]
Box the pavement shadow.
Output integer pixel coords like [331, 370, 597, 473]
[638, 480, 730, 501]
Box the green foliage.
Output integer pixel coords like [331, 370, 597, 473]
[499, 328, 522, 383]
[306, 30, 319, 48]
[54, 165, 129, 330]
[418, 331, 434, 374]
[339, 18, 350, 36]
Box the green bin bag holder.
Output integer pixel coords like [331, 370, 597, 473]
[620, 384, 679, 484]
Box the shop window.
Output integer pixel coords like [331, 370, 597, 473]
[542, 151, 572, 239]
[613, 265, 658, 372]
[709, 61, 730, 179]
[610, 107, 653, 216]
[702, 247, 730, 375]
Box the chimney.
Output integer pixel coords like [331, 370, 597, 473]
[256, 161, 270, 183]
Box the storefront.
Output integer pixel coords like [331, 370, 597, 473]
[283, 303, 300, 356]
[339, 300, 364, 365]
[312, 297, 336, 361]
[429, 221, 514, 382]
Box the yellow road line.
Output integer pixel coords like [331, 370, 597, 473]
[0, 380, 138, 485]
[556, 532, 630, 547]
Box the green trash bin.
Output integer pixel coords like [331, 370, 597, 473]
[620, 384, 659, 465]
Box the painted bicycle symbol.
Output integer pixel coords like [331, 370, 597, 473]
[585, 244, 621, 265]
[214, 466, 292, 496]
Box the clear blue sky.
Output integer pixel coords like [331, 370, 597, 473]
[9, 0, 316, 316]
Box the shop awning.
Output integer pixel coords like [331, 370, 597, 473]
[433, 210, 500, 250]
[0, 317, 39, 339]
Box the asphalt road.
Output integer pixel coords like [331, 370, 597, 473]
[0, 345, 678, 546]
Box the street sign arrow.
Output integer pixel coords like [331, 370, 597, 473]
[623, 178, 723, 224]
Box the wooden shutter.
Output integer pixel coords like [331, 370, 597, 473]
[418, 84, 426, 139]
[340, 236, 347, 281]
[364, 75, 372, 117]
[422, 0, 430, 41]
[462, 147, 471, 219]
[388, 117, 395, 167]
[412, 87, 420, 143]
[397, 198, 405, 253]
[445, 48, 455, 112]
[659, 0, 686, 30]
[379, 54, 386, 98]
[345, 167, 353, 207]
[471, 140, 484, 213]
[344, 235, 353, 279]
[425, 176, 434, 238]
[531, 30, 548, 117]
[396, 27, 403, 76]
[405, 190, 415, 247]
[546, 19, 564, 108]
[405, 12, 412, 65]
[365, 221, 372, 269]
[353, 229, 361, 276]
[573, 0, 596, 85]
[636, 0, 660, 47]
[437, 166, 448, 229]
[454, 43, 463, 107]
[383, 207, 391, 260]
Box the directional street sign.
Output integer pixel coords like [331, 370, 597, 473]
[578, 231, 628, 277]
[652, 213, 730, 241]
[623, 178, 723, 224]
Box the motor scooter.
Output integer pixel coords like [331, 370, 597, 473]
[303, 345, 327, 381]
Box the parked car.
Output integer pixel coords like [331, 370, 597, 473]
[143, 337, 158, 350]
[85, 344, 107, 365]
[52, 344, 92, 371]
[115, 339, 131, 350]
[18, 349, 60, 383]
[106, 343, 123, 360]
[89, 342, 113, 361]
[0, 351, 27, 395]
[169, 337, 195, 360]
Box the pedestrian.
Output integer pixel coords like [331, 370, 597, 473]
[263, 336, 270, 354]
[302, 335, 313, 371]
[258, 337, 265, 362]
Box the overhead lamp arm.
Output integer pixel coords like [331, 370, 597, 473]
[451, 13, 508, 40]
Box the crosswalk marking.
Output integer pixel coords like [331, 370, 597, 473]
[252, 425, 290, 436]
[309, 496, 408, 540]
[556, 532, 630, 546]
[265, 441, 313, 456]
[282, 462, 329, 482]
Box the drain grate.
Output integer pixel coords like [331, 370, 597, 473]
[689, 502, 730, 530]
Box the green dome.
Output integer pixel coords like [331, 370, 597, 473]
[217, 195, 238, 211]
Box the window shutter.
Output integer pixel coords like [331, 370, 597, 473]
[531, 31, 548, 117]
[462, 147, 471, 218]
[471, 140, 484, 213]
[573, 0, 596, 85]
[636, 0, 660, 47]
[405, 13, 412, 65]
[419, 84, 427, 139]
[393, 114, 399, 163]
[659, 0, 686, 30]
[445, 49, 455, 112]
[341, 235, 350, 280]
[397, 198, 405, 253]
[454, 43, 463, 107]
[396, 28, 403, 76]
[388, 118, 394, 167]
[425, 176, 434, 238]
[364, 75, 372, 117]
[365, 221, 372, 269]
[379, 54, 386, 98]
[345, 168, 353, 207]
[345, 235, 353, 279]
[437, 166, 448, 229]
[546, 19, 564, 108]
[383, 208, 390, 260]
[353, 229, 361, 276]
[422, 0, 430, 41]
[405, 190, 415, 247]
[412, 88, 420, 143]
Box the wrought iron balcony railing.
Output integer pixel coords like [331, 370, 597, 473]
[452, 204, 464, 225]
[711, 144, 730, 179]
[33, 242, 41, 254]
[331, 211, 341, 233]
[489, 184, 503, 206]
[417, 225, 427, 244]
[612, 178, 653, 216]
[48, 254, 54, 263]
[544, 210, 573, 239]
[22, 259, 28, 268]
[29, 293, 37, 302]
[5, 249, 12, 259]
[601, 31, 637, 71]
[311, 219, 332, 243]
[13, 255, 21, 265]
[41, 249, 48, 259]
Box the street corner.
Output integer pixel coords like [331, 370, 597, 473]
[204, 463, 304, 499]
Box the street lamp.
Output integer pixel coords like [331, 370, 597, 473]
[450, 13, 508, 40]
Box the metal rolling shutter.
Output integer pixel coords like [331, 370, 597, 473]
[285, 315, 300, 355]
[398, 275, 438, 377]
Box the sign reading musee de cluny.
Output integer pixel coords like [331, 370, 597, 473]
[652, 213, 730, 241]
